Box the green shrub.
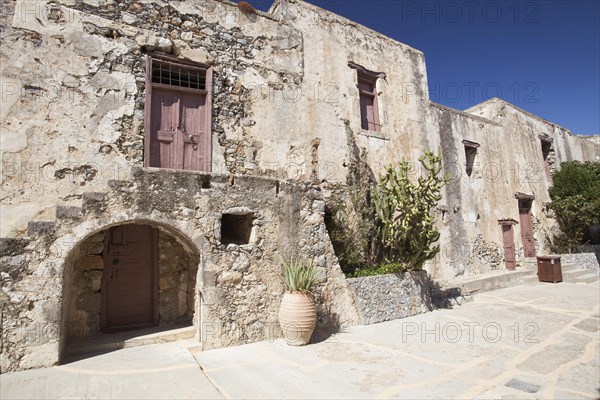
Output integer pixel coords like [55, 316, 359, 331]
[547, 161, 600, 253]
[347, 262, 407, 277]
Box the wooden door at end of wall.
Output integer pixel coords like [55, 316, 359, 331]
[501, 225, 516, 270]
[102, 224, 158, 331]
[519, 209, 536, 258]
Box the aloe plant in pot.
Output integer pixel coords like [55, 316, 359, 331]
[278, 257, 317, 346]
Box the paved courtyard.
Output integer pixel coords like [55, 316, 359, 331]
[2, 281, 599, 399]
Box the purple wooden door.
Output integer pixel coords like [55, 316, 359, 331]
[102, 225, 158, 330]
[149, 89, 208, 171]
[150, 88, 179, 169]
[358, 80, 377, 131]
[502, 225, 516, 270]
[519, 209, 536, 258]
[180, 92, 208, 171]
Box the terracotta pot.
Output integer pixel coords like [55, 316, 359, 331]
[278, 292, 316, 346]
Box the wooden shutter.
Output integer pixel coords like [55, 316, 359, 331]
[358, 76, 380, 132]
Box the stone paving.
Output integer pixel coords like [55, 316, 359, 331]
[1, 280, 599, 399]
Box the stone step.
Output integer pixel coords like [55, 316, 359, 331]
[63, 325, 196, 358]
[562, 269, 589, 280]
[0, 238, 30, 257]
[443, 270, 530, 297]
[27, 221, 56, 238]
[523, 275, 539, 284]
[82, 192, 108, 213]
[569, 273, 599, 284]
[522, 268, 598, 284]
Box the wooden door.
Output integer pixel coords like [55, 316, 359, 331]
[180, 92, 209, 171]
[501, 225, 516, 270]
[149, 88, 179, 169]
[102, 225, 158, 331]
[519, 208, 536, 258]
[149, 89, 208, 171]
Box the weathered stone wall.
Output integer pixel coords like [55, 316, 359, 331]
[562, 253, 600, 273]
[1, 0, 600, 374]
[581, 245, 600, 270]
[2, 0, 599, 275]
[0, 169, 360, 373]
[347, 271, 432, 325]
[0, 0, 305, 236]
[158, 231, 198, 325]
[63, 231, 105, 342]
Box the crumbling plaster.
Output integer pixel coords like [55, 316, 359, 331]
[1, 169, 361, 372]
[1, 0, 599, 373]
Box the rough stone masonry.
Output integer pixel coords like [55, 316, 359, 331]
[0, 0, 598, 373]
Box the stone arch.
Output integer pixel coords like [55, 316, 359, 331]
[58, 219, 202, 360]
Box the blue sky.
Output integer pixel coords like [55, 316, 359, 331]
[247, 0, 600, 134]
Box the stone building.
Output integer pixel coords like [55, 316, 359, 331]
[0, 0, 598, 372]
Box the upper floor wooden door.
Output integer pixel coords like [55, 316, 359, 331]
[145, 54, 212, 172]
[149, 88, 209, 171]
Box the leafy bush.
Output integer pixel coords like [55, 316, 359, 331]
[346, 262, 406, 277]
[547, 161, 600, 253]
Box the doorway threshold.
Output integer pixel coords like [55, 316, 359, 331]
[63, 323, 195, 360]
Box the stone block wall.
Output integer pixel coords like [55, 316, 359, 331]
[562, 252, 600, 273]
[0, 169, 361, 373]
[63, 231, 105, 342]
[1, 0, 599, 375]
[347, 271, 433, 325]
[158, 231, 198, 325]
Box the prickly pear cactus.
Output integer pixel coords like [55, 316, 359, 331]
[374, 150, 450, 271]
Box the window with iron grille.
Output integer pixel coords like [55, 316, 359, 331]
[151, 60, 206, 90]
[144, 54, 213, 172]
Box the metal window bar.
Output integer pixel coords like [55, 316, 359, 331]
[151, 60, 206, 90]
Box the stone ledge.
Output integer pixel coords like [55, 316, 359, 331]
[56, 206, 83, 220]
[562, 252, 599, 274]
[27, 221, 56, 238]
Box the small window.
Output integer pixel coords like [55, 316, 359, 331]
[518, 198, 532, 211]
[358, 71, 381, 132]
[541, 139, 552, 178]
[349, 63, 385, 133]
[357, 72, 381, 132]
[221, 213, 254, 245]
[462, 140, 480, 177]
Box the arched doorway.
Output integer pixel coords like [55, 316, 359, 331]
[61, 222, 200, 357]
